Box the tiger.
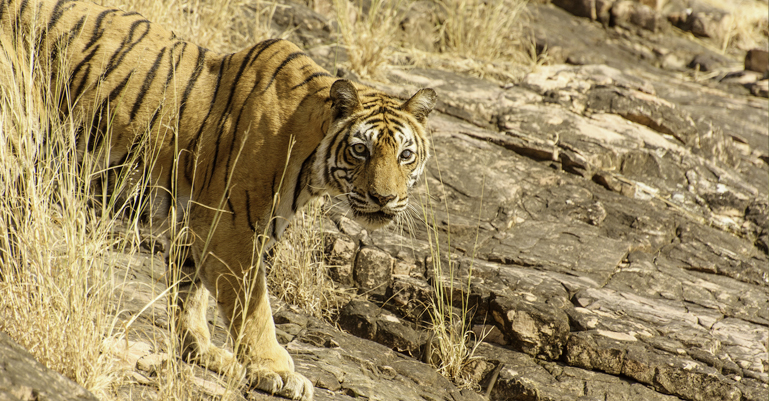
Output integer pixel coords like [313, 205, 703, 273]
[0, 0, 436, 399]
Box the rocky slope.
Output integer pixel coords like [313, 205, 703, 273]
[3, 0, 767, 400]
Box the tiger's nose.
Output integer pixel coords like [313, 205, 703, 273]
[370, 191, 396, 206]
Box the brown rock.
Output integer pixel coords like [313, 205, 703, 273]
[324, 232, 357, 285]
[745, 49, 769, 75]
[353, 247, 393, 296]
[611, 0, 663, 31]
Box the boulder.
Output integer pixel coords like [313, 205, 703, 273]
[0, 332, 99, 401]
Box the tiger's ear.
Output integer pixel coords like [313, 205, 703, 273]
[402, 88, 437, 124]
[330, 79, 361, 120]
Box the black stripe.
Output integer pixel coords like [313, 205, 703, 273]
[62, 15, 86, 47]
[363, 106, 390, 120]
[37, 0, 74, 48]
[46, 0, 73, 34]
[71, 57, 94, 99]
[290, 71, 332, 90]
[10, 0, 30, 41]
[259, 52, 306, 94]
[186, 53, 225, 183]
[147, 104, 163, 133]
[70, 41, 101, 84]
[204, 46, 265, 191]
[0, 0, 7, 23]
[292, 149, 316, 211]
[101, 19, 151, 81]
[245, 190, 257, 232]
[390, 119, 404, 129]
[227, 198, 236, 222]
[246, 38, 282, 67]
[86, 73, 132, 152]
[112, 134, 144, 170]
[174, 47, 208, 146]
[85, 100, 107, 153]
[220, 40, 285, 151]
[130, 47, 166, 121]
[173, 41, 187, 70]
[84, 9, 119, 50]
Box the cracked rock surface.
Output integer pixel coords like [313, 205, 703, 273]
[5, 0, 767, 400]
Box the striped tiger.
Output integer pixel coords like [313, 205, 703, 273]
[1, 0, 436, 399]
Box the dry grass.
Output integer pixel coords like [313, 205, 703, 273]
[691, 0, 768, 53]
[417, 149, 488, 389]
[331, 0, 533, 82]
[717, 2, 768, 53]
[99, 0, 280, 52]
[427, 0, 532, 82]
[333, 0, 407, 80]
[268, 201, 344, 321]
[0, 26, 130, 399]
[436, 0, 528, 61]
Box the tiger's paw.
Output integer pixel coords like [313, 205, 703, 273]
[248, 365, 314, 401]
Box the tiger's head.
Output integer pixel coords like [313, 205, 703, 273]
[318, 79, 437, 230]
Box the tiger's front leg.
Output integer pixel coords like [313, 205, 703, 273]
[228, 266, 313, 401]
[188, 228, 314, 401]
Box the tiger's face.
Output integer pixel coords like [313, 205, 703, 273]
[321, 80, 436, 230]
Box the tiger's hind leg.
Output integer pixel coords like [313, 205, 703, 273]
[172, 252, 244, 381]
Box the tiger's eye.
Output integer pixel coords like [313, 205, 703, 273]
[400, 149, 413, 160]
[351, 143, 367, 156]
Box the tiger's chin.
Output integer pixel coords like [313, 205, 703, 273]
[351, 209, 397, 231]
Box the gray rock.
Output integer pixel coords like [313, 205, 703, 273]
[337, 299, 423, 356]
[490, 296, 569, 360]
[0, 332, 99, 401]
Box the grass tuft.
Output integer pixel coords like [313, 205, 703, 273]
[418, 150, 487, 389]
[333, 0, 408, 80]
[268, 201, 344, 321]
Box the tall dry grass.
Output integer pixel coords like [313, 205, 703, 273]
[99, 0, 279, 52]
[418, 150, 488, 389]
[331, 0, 533, 82]
[705, 0, 768, 53]
[268, 201, 344, 321]
[0, 23, 131, 399]
[333, 0, 407, 80]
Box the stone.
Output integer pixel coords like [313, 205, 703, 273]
[0, 332, 99, 401]
[323, 232, 357, 285]
[745, 49, 769, 75]
[136, 353, 168, 376]
[750, 79, 768, 98]
[490, 296, 570, 360]
[688, 52, 727, 72]
[387, 275, 433, 319]
[337, 299, 423, 355]
[551, 0, 596, 19]
[611, 0, 663, 32]
[353, 246, 393, 297]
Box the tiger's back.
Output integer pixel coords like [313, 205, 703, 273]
[1, 1, 437, 400]
[2, 0, 339, 226]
